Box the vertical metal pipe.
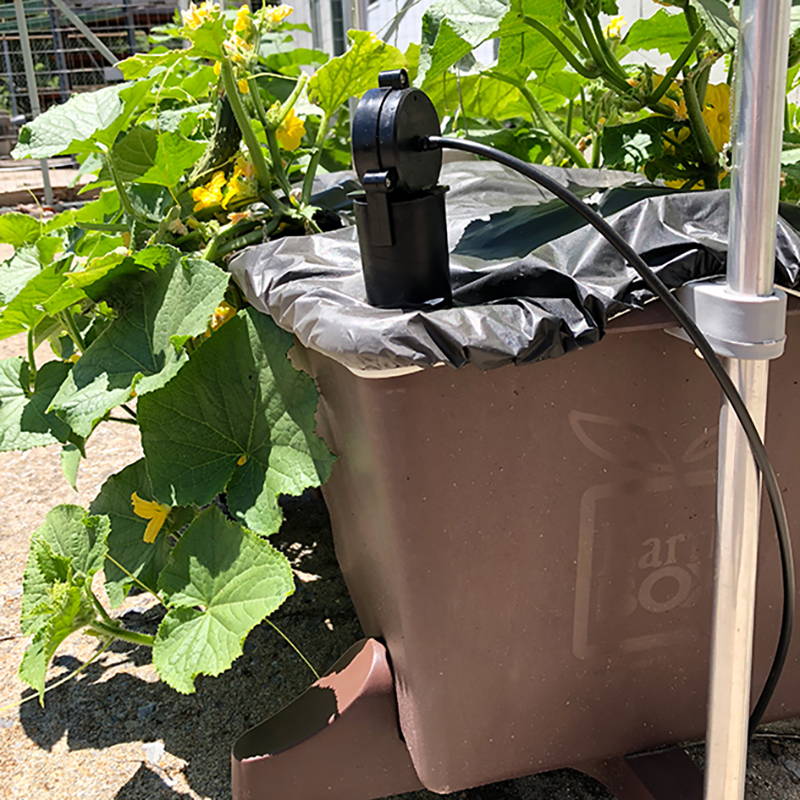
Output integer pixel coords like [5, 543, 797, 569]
[13, 0, 53, 205]
[48, 1, 71, 102]
[3, 38, 19, 118]
[703, 2, 791, 799]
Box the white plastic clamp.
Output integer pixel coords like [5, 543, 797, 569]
[669, 279, 787, 360]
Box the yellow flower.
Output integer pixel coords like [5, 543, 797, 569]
[224, 33, 253, 63]
[131, 492, 171, 544]
[227, 210, 251, 224]
[276, 108, 306, 151]
[238, 78, 250, 94]
[604, 15, 625, 39]
[234, 4, 252, 35]
[221, 154, 257, 208]
[213, 60, 221, 77]
[264, 4, 293, 25]
[191, 170, 226, 211]
[181, 0, 217, 30]
[702, 83, 731, 152]
[210, 300, 237, 330]
[237, 454, 248, 466]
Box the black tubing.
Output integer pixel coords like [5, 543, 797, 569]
[427, 134, 794, 735]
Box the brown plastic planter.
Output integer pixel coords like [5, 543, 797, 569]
[233, 302, 800, 800]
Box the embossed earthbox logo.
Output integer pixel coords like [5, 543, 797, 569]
[569, 410, 717, 661]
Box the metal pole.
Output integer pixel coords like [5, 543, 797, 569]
[48, 0, 118, 67]
[13, 0, 53, 205]
[704, 2, 792, 799]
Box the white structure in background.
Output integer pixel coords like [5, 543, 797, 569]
[288, 0, 661, 58]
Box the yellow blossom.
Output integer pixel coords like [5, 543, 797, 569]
[604, 15, 625, 39]
[224, 33, 253, 63]
[191, 170, 226, 211]
[701, 83, 731, 152]
[213, 60, 221, 77]
[276, 108, 305, 151]
[131, 492, 171, 544]
[181, 0, 217, 30]
[237, 454, 248, 466]
[238, 78, 250, 94]
[221, 154, 257, 208]
[234, 4, 252, 35]
[210, 300, 237, 331]
[228, 210, 251, 224]
[264, 4, 293, 25]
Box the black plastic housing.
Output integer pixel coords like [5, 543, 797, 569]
[353, 187, 451, 309]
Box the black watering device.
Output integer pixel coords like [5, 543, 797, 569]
[351, 69, 451, 309]
[350, 69, 793, 739]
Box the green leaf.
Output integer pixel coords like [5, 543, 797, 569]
[0, 359, 73, 452]
[21, 505, 109, 631]
[49, 253, 228, 437]
[61, 443, 82, 491]
[0, 246, 42, 306]
[111, 126, 159, 183]
[0, 212, 42, 247]
[137, 132, 207, 187]
[139, 310, 334, 533]
[90, 459, 173, 607]
[0, 264, 85, 340]
[117, 48, 187, 79]
[623, 9, 691, 58]
[19, 505, 109, 700]
[308, 30, 405, 115]
[602, 116, 673, 170]
[12, 84, 128, 160]
[153, 506, 294, 693]
[690, 0, 736, 52]
[19, 581, 94, 701]
[418, 0, 508, 84]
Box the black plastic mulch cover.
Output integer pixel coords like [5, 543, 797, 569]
[230, 159, 800, 372]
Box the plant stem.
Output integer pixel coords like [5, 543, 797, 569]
[219, 59, 285, 216]
[215, 218, 281, 258]
[301, 112, 331, 204]
[589, 14, 628, 83]
[275, 72, 309, 127]
[60, 310, 86, 354]
[560, 23, 590, 60]
[523, 16, 599, 79]
[265, 618, 320, 680]
[105, 153, 145, 225]
[682, 70, 720, 188]
[647, 24, 707, 105]
[105, 553, 165, 606]
[88, 620, 155, 647]
[26, 329, 37, 387]
[572, 8, 629, 94]
[91, 592, 116, 626]
[490, 72, 589, 168]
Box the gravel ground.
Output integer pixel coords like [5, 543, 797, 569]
[3, 319, 800, 799]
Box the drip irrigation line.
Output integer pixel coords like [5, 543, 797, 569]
[426, 135, 794, 737]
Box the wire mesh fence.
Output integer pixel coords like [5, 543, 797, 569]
[0, 0, 176, 157]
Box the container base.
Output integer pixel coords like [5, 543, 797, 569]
[231, 638, 423, 800]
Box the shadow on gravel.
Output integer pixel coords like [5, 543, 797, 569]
[17, 489, 614, 800]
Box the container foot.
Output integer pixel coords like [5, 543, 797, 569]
[580, 748, 703, 800]
[231, 638, 423, 800]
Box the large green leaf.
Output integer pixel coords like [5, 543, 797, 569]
[602, 116, 673, 171]
[0, 359, 73, 452]
[623, 9, 695, 58]
[308, 30, 405, 115]
[117, 48, 188, 79]
[137, 132, 207, 188]
[418, 0, 509, 85]
[111, 126, 159, 183]
[0, 246, 42, 306]
[153, 506, 294, 693]
[690, 0, 736, 52]
[12, 84, 127, 160]
[19, 505, 109, 699]
[12, 80, 154, 160]
[49, 252, 228, 437]
[0, 213, 42, 248]
[0, 263, 85, 340]
[138, 309, 334, 533]
[90, 459, 173, 607]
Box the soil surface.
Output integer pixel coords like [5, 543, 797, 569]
[2, 296, 800, 799]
